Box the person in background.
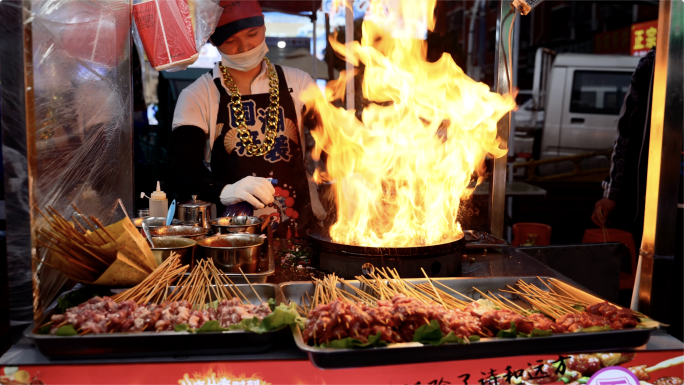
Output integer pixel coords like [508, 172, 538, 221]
[592, 48, 682, 341]
[591, 49, 656, 252]
[168, 0, 325, 239]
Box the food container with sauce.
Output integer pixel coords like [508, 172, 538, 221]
[177, 195, 213, 229]
[150, 236, 196, 266]
[133, 217, 180, 234]
[196, 234, 263, 273]
[208, 216, 264, 235]
[149, 225, 210, 241]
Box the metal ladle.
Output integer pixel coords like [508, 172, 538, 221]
[141, 220, 155, 248]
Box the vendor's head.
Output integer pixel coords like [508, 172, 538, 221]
[210, 1, 268, 71]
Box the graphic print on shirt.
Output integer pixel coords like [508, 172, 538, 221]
[224, 100, 297, 163]
[211, 64, 313, 239]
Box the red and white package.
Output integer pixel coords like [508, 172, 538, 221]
[59, 2, 129, 68]
[133, 0, 198, 71]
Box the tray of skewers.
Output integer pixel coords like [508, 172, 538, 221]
[27, 254, 301, 358]
[281, 270, 662, 369]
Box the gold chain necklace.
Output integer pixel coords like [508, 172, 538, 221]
[219, 57, 279, 156]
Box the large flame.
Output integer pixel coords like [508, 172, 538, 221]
[304, 0, 515, 247]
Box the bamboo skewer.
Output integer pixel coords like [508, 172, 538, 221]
[238, 267, 263, 303]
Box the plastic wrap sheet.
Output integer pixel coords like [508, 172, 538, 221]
[132, 0, 221, 72]
[16, 0, 133, 323]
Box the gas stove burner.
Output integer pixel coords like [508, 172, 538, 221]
[307, 229, 465, 279]
[307, 229, 466, 257]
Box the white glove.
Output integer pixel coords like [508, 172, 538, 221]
[220, 176, 275, 209]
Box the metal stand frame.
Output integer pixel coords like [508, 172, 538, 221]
[633, 0, 683, 319]
[490, 1, 514, 238]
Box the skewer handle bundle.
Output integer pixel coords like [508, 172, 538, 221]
[34, 205, 157, 286]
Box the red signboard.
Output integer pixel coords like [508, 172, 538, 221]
[631, 20, 658, 57]
[1, 351, 683, 385]
[594, 27, 631, 55]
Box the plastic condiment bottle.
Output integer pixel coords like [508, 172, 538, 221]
[149, 181, 168, 218]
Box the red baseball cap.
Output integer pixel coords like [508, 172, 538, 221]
[211, 1, 264, 46]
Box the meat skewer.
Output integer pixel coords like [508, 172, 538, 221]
[298, 270, 657, 348]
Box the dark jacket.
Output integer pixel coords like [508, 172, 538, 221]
[602, 49, 656, 231]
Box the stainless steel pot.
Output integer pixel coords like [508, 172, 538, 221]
[209, 216, 264, 234]
[178, 195, 213, 229]
[150, 225, 210, 241]
[150, 236, 196, 266]
[196, 234, 263, 273]
[133, 217, 180, 234]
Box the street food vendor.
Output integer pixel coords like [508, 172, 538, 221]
[168, 0, 325, 239]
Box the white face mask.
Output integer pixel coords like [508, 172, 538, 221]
[219, 40, 269, 72]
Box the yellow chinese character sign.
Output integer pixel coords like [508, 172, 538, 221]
[179, 370, 269, 385]
[631, 20, 658, 56]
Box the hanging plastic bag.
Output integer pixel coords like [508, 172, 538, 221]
[132, 0, 222, 72]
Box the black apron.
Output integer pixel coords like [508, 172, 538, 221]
[211, 64, 313, 239]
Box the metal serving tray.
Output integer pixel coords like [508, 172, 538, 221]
[27, 284, 285, 359]
[281, 276, 654, 369]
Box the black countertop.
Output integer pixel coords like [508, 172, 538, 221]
[462, 246, 570, 279]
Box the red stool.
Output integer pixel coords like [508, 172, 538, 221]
[512, 223, 553, 247]
[582, 229, 637, 289]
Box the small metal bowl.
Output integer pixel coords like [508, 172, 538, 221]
[133, 217, 180, 232]
[149, 225, 210, 241]
[150, 236, 196, 266]
[209, 216, 264, 234]
[196, 234, 264, 273]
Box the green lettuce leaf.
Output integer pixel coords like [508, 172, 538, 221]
[638, 317, 665, 329]
[412, 320, 474, 346]
[195, 320, 230, 333]
[55, 324, 78, 336]
[476, 298, 501, 310]
[173, 301, 303, 334]
[207, 300, 219, 310]
[572, 304, 586, 312]
[174, 324, 190, 332]
[496, 322, 518, 338]
[579, 325, 612, 333]
[518, 328, 553, 338]
[267, 298, 276, 311]
[231, 303, 303, 334]
[319, 332, 387, 349]
[412, 320, 444, 344]
[38, 323, 52, 335]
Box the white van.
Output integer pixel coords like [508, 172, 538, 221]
[516, 51, 640, 160]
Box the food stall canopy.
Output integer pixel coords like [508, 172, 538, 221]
[259, 1, 321, 16]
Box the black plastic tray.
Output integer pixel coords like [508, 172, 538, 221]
[281, 276, 655, 369]
[27, 283, 285, 359]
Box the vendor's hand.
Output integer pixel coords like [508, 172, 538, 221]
[220, 176, 275, 209]
[591, 198, 616, 227]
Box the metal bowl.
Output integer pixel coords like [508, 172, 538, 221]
[209, 216, 264, 234]
[196, 234, 264, 273]
[149, 225, 210, 241]
[133, 217, 180, 232]
[150, 236, 196, 266]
